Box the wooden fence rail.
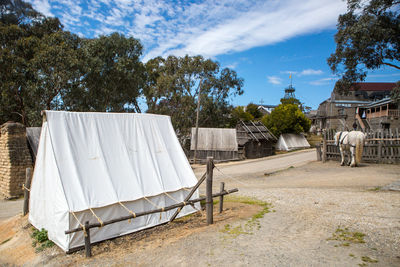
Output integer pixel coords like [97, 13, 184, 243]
[319, 129, 400, 164]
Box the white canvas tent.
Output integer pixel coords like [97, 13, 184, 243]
[29, 111, 200, 252]
[276, 133, 310, 151]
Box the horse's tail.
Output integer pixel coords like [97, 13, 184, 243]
[355, 133, 365, 165]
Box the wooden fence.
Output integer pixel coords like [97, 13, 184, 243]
[319, 129, 400, 164]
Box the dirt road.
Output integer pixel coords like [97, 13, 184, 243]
[0, 199, 23, 222]
[193, 149, 317, 179]
[2, 150, 400, 266]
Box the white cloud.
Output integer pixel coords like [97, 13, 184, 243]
[299, 69, 323, 76]
[225, 62, 238, 69]
[27, 0, 347, 61]
[310, 77, 337, 86]
[31, 0, 53, 17]
[281, 69, 323, 76]
[267, 76, 283, 85]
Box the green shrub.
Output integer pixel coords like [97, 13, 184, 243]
[31, 228, 54, 252]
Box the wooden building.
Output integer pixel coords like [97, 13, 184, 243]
[236, 121, 277, 159]
[310, 83, 397, 132]
[190, 127, 239, 162]
[356, 98, 400, 130]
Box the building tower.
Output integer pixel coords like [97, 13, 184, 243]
[284, 74, 296, 99]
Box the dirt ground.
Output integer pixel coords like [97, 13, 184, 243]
[0, 159, 399, 266]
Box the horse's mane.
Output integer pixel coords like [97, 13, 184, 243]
[334, 131, 348, 146]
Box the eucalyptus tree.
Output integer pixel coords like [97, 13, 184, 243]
[144, 55, 243, 136]
[328, 0, 400, 94]
[81, 33, 145, 113]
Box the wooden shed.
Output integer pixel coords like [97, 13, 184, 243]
[190, 127, 239, 162]
[236, 121, 277, 159]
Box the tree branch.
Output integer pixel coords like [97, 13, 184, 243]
[382, 61, 400, 70]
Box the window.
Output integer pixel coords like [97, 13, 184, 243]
[381, 123, 390, 130]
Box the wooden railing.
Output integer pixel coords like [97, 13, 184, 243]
[367, 109, 399, 119]
[388, 110, 400, 118]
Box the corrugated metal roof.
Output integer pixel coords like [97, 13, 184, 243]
[362, 97, 394, 108]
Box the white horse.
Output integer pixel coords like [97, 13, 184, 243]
[334, 131, 366, 167]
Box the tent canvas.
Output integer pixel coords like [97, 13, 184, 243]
[276, 133, 310, 151]
[29, 111, 200, 252]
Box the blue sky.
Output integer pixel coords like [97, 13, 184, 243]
[28, 0, 400, 110]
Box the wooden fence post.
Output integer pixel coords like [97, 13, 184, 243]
[23, 168, 32, 216]
[316, 144, 322, 161]
[206, 157, 213, 225]
[219, 182, 225, 213]
[322, 130, 327, 163]
[84, 221, 92, 258]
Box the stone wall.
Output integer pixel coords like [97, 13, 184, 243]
[0, 122, 33, 199]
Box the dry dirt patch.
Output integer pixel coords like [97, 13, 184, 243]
[0, 215, 37, 266]
[0, 201, 262, 266]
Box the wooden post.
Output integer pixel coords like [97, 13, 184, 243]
[206, 157, 213, 225]
[193, 80, 203, 164]
[84, 221, 92, 258]
[378, 137, 382, 164]
[316, 144, 322, 161]
[322, 130, 327, 163]
[23, 168, 32, 216]
[219, 182, 225, 213]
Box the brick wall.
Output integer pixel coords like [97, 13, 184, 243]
[0, 122, 33, 199]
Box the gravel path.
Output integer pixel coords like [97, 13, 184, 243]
[4, 150, 400, 266]
[0, 199, 23, 222]
[62, 159, 398, 267]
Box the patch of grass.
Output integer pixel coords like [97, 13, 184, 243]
[327, 227, 365, 247]
[349, 253, 355, 257]
[361, 256, 378, 263]
[367, 187, 381, 192]
[31, 228, 54, 253]
[220, 196, 273, 237]
[220, 224, 249, 237]
[1, 238, 12, 245]
[358, 263, 367, 267]
[199, 198, 219, 208]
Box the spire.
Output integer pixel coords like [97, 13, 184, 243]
[284, 73, 295, 99]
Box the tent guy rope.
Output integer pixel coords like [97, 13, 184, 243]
[71, 211, 87, 237]
[89, 208, 104, 227]
[118, 201, 136, 223]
